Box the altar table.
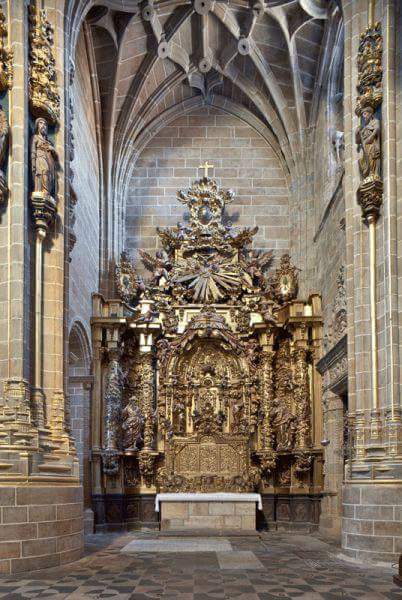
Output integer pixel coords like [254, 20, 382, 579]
[155, 492, 262, 531]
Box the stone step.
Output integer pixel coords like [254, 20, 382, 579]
[157, 528, 261, 538]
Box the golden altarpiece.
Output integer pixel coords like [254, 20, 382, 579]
[91, 175, 324, 530]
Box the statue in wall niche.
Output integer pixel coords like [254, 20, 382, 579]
[122, 399, 144, 450]
[272, 398, 295, 450]
[31, 117, 58, 198]
[355, 106, 381, 181]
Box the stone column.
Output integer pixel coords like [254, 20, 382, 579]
[342, 0, 402, 563]
[0, 1, 83, 574]
[137, 349, 157, 488]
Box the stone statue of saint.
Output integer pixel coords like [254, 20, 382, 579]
[31, 117, 58, 197]
[355, 106, 381, 181]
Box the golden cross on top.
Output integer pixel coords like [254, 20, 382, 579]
[199, 161, 214, 178]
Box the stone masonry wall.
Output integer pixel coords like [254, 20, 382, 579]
[342, 484, 402, 563]
[0, 486, 83, 574]
[125, 106, 289, 265]
[69, 29, 100, 341]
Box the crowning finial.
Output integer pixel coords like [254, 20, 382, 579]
[199, 160, 214, 178]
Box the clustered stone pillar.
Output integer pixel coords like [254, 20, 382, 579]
[342, 0, 402, 563]
[0, 2, 83, 574]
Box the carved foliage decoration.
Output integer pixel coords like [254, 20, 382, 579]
[356, 22, 382, 115]
[0, 6, 12, 92]
[28, 3, 60, 125]
[324, 265, 347, 351]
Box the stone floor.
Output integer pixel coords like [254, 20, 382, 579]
[0, 531, 401, 599]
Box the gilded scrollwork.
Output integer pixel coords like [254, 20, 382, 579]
[138, 451, 156, 487]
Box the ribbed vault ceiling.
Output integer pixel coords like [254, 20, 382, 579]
[79, 0, 341, 184]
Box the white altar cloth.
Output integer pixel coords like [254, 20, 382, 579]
[155, 492, 262, 512]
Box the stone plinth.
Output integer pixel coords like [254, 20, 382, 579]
[156, 493, 261, 531]
[0, 484, 84, 574]
[342, 484, 402, 564]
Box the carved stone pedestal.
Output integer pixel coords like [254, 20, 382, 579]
[0, 484, 83, 574]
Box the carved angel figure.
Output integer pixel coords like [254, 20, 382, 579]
[243, 249, 274, 288]
[31, 117, 58, 197]
[139, 249, 172, 286]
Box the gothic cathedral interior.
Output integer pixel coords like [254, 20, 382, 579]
[0, 0, 401, 588]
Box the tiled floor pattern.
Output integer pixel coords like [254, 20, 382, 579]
[0, 532, 401, 599]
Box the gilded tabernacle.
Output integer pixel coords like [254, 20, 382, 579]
[92, 174, 323, 529]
